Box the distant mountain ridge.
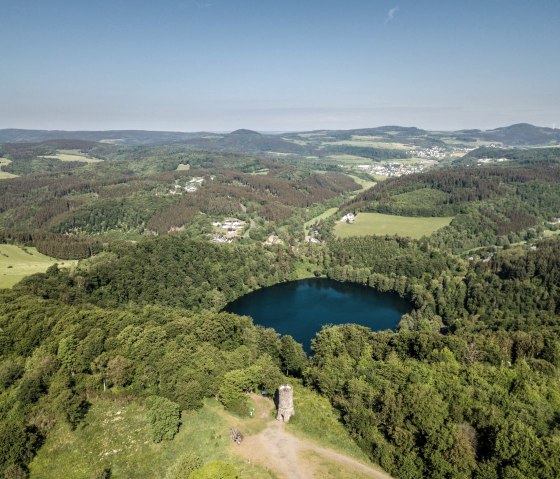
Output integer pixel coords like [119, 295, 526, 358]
[479, 123, 560, 145]
[229, 129, 262, 136]
[0, 129, 205, 145]
[0, 123, 559, 147]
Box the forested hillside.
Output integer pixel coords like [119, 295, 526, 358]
[4, 230, 560, 478]
[0, 293, 295, 477]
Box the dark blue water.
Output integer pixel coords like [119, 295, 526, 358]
[224, 278, 411, 353]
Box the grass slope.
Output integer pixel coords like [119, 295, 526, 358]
[0, 245, 74, 288]
[0, 158, 18, 179]
[334, 213, 453, 239]
[30, 383, 380, 479]
[41, 149, 104, 163]
[305, 207, 338, 232]
[30, 397, 274, 479]
[286, 382, 369, 461]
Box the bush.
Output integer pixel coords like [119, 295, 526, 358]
[165, 451, 202, 479]
[145, 396, 181, 443]
[0, 360, 24, 391]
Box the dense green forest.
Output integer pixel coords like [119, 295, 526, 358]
[3, 232, 558, 478]
[1, 133, 560, 478]
[0, 293, 296, 477]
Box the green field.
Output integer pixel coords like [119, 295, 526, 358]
[348, 175, 376, 191]
[304, 178, 376, 234]
[0, 158, 18, 179]
[334, 137, 411, 150]
[305, 207, 338, 232]
[0, 171, 18, 179]
[286, 382, 369, 460]
[29, 385, 372, 479]
[29, 397, 273, 479]
[41, 149, 104, 163]
[0, 244, 75, 288]
[334, 212, 453, 239]
[324, 154, 375, 165]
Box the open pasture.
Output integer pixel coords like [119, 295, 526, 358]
[0, 157, 18, 179]
[334, 212, 453, 239]
[41, 149, 104, 163]
[0, 244, 75, 288]
[324, 154, 376, 165]
[335, 137, 411, 150]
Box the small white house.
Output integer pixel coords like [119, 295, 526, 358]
[305, 235, 321, 244]
[341, 213, 355, 223]
[265, 235, 283, 245]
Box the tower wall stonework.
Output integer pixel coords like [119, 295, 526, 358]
[277, 384, 295, 422]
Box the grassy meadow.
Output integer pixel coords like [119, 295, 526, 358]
[29, 397, 274, 479]
[0, 158, 18, 179]
[0, 244, 75, 288]
[286, 382, 369, 461]
[335, 212, 453, 239]
[29, 385, 373, 479]
[333, 137, 411, 150]
[348, 175, 377, 191]
[41, 149, 104, 163]
[324, 154, 375, 165]
[304, 207, 338, 232]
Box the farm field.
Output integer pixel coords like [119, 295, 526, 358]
[41, 149, 104, 163]
[0, 244, 75, 288]
[348, 175, 376, 191]
[333, 137, 411, 150]
[0, 157, 18, 179]
[324, 154, 373, 165]
[334, 212, 453, 239]
[304, 177, 376, 232]
[305, 207, 339, 232]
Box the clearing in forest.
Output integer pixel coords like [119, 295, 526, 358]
[0, 157, 18, 179]
[29, 385, 392, 479]
[334, 212, 453, 239]
[0, 244, 74, 288]
[41, 149, 104, 163]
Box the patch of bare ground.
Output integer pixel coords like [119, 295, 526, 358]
[232, 394, 393, 479]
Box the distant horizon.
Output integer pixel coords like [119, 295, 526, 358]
[1, 121, 558, 135]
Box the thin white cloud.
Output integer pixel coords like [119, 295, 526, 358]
[384, 6, 399, 24]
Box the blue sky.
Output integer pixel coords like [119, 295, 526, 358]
[1, 0, 559, 131]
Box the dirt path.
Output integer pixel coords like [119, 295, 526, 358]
[233, 395, 393, 479]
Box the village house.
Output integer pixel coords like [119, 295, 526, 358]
[211, 234, 233, 244]
[265, 234, 283, 245]
[305, 235, 321, 244]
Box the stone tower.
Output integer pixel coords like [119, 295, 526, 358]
[277, 384, 295, 422]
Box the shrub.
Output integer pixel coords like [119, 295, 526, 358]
[145, 396, 181, 443]
[188, 461, 239, 479]
[165, 451, 202, 479]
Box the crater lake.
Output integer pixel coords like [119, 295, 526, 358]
[224, 278, 411, 353]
